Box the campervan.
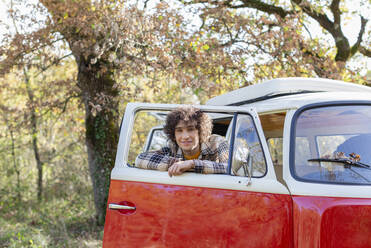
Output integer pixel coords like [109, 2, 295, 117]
[103, 78, 371, 248]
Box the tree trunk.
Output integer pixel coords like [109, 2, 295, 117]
[9, 127, 21, 202]
[24, 68, 44, 202]
[76, 56, 119, 226]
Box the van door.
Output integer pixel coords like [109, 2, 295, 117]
[103, 103, 292, 248]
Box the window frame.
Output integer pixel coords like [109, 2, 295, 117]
[228, 112, 268, 178]
[117, 103, 273, 180]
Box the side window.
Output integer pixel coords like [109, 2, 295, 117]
[128, 109, 233, 168]
[268, 138, 284, 184]
[128, 110, 166, 165]
[267, 138, 283, 166]
[127, 109, 268, 178]
[145, 128, 167, 151]
[231, 114, 267, 177]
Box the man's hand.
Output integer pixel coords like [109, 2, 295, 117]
[168, 160, 194, 177]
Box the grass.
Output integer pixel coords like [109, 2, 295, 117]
[0, 193, 103, 248]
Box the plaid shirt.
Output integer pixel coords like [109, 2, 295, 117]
[134, 134, 229, 174]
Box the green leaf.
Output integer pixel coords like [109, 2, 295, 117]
[202, 44, 210, 51]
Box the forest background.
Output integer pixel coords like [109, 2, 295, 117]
[0, 0, 370, 247]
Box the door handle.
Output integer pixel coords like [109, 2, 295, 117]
[109, 203, 136, 210]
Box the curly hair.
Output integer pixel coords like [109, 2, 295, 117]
[164, 106, 213, 145]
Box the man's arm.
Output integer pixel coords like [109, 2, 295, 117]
[194, 136, 229, 174]
[135, 147, 177, 171]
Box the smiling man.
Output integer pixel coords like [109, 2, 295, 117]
[135, 106, 229, 176]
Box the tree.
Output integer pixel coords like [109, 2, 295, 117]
[183, 0, 370, 81]
[0, 0, 240, 225]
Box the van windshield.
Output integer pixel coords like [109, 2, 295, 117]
[293, 104, 371, 185]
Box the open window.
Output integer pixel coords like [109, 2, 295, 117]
[127, 110, 233, 166]
[120, 103, 269, 178]
[141, 114, 232, 156]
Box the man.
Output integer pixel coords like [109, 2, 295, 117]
[135, 106, 229, 177]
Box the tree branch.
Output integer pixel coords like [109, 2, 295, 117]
[359, 46, 371, 57]
[330, 0, 341, 26]
[292, 0, 350, 61]
[35, 53, 73, 77]
[350, 16, 368, 57]
[184, 0, 290, 18]
[292, 0, 335, 35]
[221, 17, 234, 42]
[225, 0, 290, 18]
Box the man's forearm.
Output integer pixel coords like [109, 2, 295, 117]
[135, 151, 176, 171]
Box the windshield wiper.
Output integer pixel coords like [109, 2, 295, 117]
[308, 158, 371, 170]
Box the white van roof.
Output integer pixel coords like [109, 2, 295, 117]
[206, 77, 371, 106]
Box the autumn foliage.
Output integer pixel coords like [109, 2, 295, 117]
[0, 1, 370, 244]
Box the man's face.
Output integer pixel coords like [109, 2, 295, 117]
[174, 120, 200, 154]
